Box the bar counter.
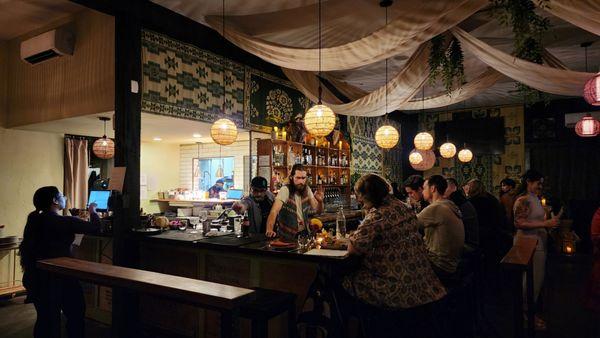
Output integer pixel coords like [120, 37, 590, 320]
[76, 215, 361, 338]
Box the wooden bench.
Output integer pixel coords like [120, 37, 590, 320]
[500, 236, 538, 338]
[37, 257, 256, 338]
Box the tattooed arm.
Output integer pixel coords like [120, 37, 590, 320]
[513, 196, 559, 230]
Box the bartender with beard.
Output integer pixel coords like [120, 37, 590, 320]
[232, 176, 274, 234]
[266, 164, 324, 239]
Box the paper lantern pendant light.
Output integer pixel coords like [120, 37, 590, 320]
[305, 104, 336, 137]
[414, 132, 434, 150]
[375, 125, 399, 149]
[458, 148, 473, 163]
[439, 142, 457, 158]
[575, 113, 600, 137]
[409, 149, 423, 165]
[583, 73, 600, 106]
[410, 149, 435, 171]
[211, 118, 238, 145]
[92, 117, 115, 160]
[304, 0, 336, 138]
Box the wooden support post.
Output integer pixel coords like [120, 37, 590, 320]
[112, 0, 142, 336]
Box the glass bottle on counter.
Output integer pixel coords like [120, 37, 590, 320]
[241, 211, 250, 238]
[336, 206, 346, 239]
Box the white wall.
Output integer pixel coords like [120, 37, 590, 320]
[180, 139, 258, 193]
[0, 127, 63, 285]
[140, 141, 180, 214]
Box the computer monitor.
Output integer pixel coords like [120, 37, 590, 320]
[226, 189, 244, 200]
[88, 190, 111, 211]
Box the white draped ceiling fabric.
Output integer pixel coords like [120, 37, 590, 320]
[535, 0, 600, 36]
[155, 0, 600, 115]
[283, 43, 430, 116]
[451, 27, 596, 96]
[206, 0, 488, 71]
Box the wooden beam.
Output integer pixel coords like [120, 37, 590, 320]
[112, 0, 142, 336]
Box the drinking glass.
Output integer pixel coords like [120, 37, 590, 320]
[297, 233, 310, 250]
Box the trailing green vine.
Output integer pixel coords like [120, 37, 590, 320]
[490, 0, 550, 104]
[428, 35, 465, 94]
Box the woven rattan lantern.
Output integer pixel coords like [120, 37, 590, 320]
[375, 125, 399, 149]
[575, 113, 600, 137]
[584, 73, 600, 106]
[409, 149, 423, 165]
[458, 148, 473, 163]
[305, 104, 336, 137]
[92, 117, 114, 160]
[414, 132, 434, 150]
[410, 149, 435, 171]
[439, 142, 457, 158]
[211, 118, 238, 145]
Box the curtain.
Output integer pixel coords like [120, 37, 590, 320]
[206, 0, 487, 71]
[451, 27, 596, 96]
[536, 0, 600, 36]
[282, 43, 430, 116]
[64, 138, 89, 210]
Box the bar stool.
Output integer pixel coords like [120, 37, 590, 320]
[239, 287, 297, 338]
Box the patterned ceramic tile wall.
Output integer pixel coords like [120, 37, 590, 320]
[419, 105, 525, 193]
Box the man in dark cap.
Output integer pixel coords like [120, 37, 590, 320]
[208, 178, 226, 198]
[232, 177, 275, 234]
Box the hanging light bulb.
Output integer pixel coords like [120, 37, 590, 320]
[211, 0, 238, 146]
[305, 0, 336, 138]
[458, 147, 473, 163]
[575, 113, 600, 137]
[92, 117, 115, 159]
[439, 142, 457, 158]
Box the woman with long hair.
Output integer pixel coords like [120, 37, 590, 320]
[19, 186, 101, 338]
[513, 170, 560, 330]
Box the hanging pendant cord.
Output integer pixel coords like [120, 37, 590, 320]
[384, 5, 388, 123]
[317, 0, 323, 104]
[103, 120, 107, 138]
[222, 0, 226, 114]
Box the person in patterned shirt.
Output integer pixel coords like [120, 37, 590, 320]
[343, 174, 446, 310]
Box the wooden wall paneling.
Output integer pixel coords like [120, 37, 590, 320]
[0, 41, 7, 127]
[6, 9, 114, 127]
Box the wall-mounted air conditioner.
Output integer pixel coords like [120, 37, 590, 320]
[20, 26, 74, 65]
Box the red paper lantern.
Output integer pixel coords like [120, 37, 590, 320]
[575, 114, 600, 137]
[584, 73, 600, 106]
[410, 149, 436, 171]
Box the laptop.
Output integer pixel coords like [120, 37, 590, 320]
[226, 189, 244, 200]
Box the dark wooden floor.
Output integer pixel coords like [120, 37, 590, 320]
[0, 254, 597, 338]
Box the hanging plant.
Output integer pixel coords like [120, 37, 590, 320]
[428, 35, 465, 94]
[490, 0, 550, 104]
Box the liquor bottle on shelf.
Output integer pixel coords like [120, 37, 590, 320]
[317, 175, 323, 185]
[307, 173, 313, 186]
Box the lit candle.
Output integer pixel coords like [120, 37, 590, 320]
[339, 141, 342, 150]
[281, 128, 287, 141]
[565, 246, 573, 254]
[273, 126, 279, 139]
[541, 198, 546, 207]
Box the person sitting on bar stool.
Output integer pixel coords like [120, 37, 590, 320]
[340, 174, 446, 337]
[444, 177, 480, 249]
[232, 176, 274, 234]
[417, 175, 465, 285]
[19, 186, 101, 338]
[403, 175, 429, 213]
